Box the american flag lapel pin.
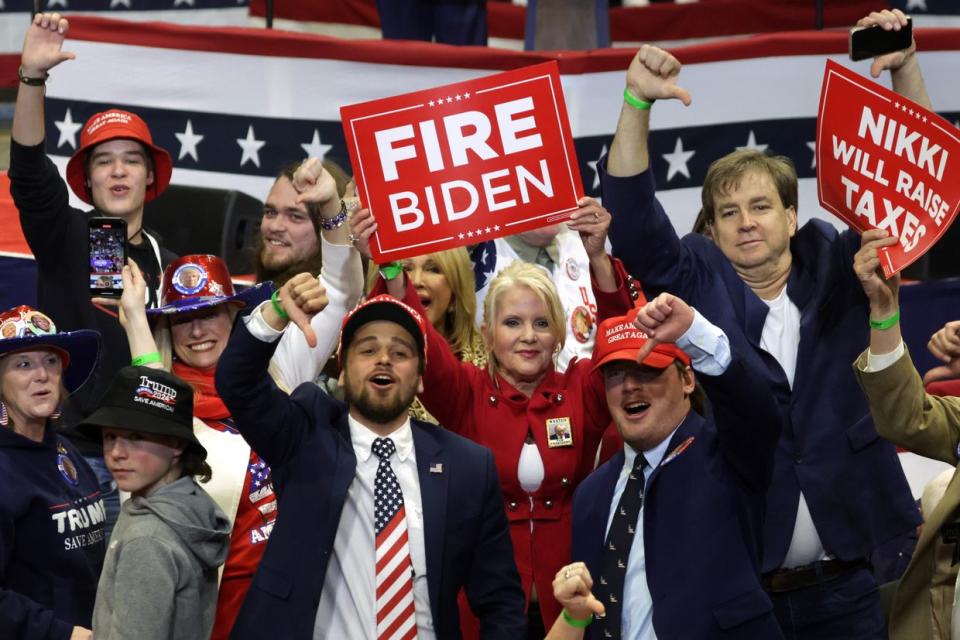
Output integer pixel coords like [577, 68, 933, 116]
[662, 436, 695, 466]
[429, 462, 443, 474]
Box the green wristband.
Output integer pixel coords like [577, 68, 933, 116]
[869, 309, 900, 330]
[131, 351, 162, 367]
[623, 87, 653, 111]
[380, 261, 403, 281]
[270, 289, 289, 320]
[561, 608, 593, 628]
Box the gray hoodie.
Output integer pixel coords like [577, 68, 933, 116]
[92, 476, 231, 640]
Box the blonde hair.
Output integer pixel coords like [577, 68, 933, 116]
[365, 248, 480, 356]
[482, 261, 565, 377]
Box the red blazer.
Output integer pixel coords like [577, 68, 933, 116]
[376, 259, 635, 630]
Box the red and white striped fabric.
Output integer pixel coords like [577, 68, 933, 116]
[372, 437, 417, 640]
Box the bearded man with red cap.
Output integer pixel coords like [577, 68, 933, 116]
[8, 12, 178, 538]
[567, 292, 784, 639]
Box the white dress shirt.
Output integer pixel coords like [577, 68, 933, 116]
[313, 416, 435, 640]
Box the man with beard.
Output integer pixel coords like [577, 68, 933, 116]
[216, 291, 527, 639]
[255, 160, 350, 288]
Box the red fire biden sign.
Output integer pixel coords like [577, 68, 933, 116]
[816, 59, 960, 277]
[341, 61, 583, 263]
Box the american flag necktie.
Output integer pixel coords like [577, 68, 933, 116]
[372, 437, 418, 640]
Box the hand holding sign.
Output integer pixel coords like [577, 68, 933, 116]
[626, 45, 691, 107]
[567, 197, 612, 262]
[925, 321, 960, 384]
[349, 207, 377, 261]
[264, 273, 328, 348]
[632, 292, 694, 363]
[853, 228, 900, 317]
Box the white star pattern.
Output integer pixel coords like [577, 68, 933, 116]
[662, 137, 695, 182]
[806, 141, 817, 169]
[372, 438, 404, 533]
[173, 0, 194, 6]
[109, 0, 131, 7]
[47, 0, 67, 7]
[737, 130, 768, 153]
[54, 109, 82, 149]
[237, 125, 266, 168]
[587, 144, 607, 190]
[300, 129, 332, 160]
[175, 120, 204, 162]
[906, 0, 928, 11]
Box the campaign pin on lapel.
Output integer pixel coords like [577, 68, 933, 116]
[429, 463, 443, 474]
[662, 436, 695, 467]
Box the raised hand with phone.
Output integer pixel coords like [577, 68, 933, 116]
[852, 9, 931, 109]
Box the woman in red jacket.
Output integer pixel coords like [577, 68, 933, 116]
[361, 199, 635, 636]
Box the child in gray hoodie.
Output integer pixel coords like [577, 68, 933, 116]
[78, 366, 231, 640]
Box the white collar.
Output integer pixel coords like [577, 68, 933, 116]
[348, 413, 414, 464]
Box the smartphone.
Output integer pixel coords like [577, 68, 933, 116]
[849, 19, 912, 62]
[88, 217, 127, 298]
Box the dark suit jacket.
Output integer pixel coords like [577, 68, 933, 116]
[601, 164, 919, 571]
[215, 320, 526, 639]
[572, 359, 784, 638]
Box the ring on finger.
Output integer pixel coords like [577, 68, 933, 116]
[564, 568, 573, 580]
[348, 233, 358, 244]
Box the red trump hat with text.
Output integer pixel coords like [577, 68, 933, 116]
[66, 109, 173, 205]
[592, 308, 691, 371]
[338, 295, 427, 367]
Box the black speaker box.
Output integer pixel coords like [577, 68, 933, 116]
[143, 185, 262, 275]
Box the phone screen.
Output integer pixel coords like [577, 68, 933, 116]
[850, 19, 912, 62]
[88, 218, 127, 297]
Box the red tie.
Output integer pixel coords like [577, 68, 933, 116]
[372, 437, 418, 640]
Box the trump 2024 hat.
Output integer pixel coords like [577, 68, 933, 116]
[77, 366, 205, 457]
[591, 309, 691, 372]
[65, 109, 173, 205]
[338, 295, 428, 367]
[0, 306, 100, 393]
[147, 254, 272, 317]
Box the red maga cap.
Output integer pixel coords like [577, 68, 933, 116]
[65, 109, 173, 205]
[591, 308, 691, 372]
[338, 295, 428, 367]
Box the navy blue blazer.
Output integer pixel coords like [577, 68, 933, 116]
[600, 164, 919, 571]
[573, 358, 784, 638]
[215, 320, 526, 639]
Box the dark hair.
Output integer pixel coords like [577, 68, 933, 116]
[701, 149, 797, 224]
[180, 444, 212, 483]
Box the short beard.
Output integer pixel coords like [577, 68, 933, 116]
[253, 242, 323, 289]
[343, 377, 417, 426]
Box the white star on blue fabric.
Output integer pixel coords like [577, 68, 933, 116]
[175, 120, 204, 162]
[54, 109, 82, 149]
[906, 0, 927, 11]
[587, 144, 607, 190]
[806, 141, 817, 169]
[662, 137, 695, 182]
[300, 129, 332, 160]
[237, 125, 266, 168]
[737, 130, 768, 153]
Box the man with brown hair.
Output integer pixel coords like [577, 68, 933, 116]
[597, 9, 930, 638]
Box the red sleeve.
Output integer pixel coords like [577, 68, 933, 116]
[591, 255, 643, 323]
[371, 274, 483, 434]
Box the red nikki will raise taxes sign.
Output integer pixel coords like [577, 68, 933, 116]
[816, 59, 960, 277]
[341, 61, 583, 262]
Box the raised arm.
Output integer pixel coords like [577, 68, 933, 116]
[92, 260, 165, 369]
[12, 12, 74, 147]
[857, 9, 932, 109]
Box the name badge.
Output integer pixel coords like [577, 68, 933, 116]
[546, 417, 574, 448]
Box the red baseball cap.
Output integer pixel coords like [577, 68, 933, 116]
[591, 308, 691, 372]
[338, 295, 428, 367]
[147, 254, 272, 316]
[65, 109, 173, 205]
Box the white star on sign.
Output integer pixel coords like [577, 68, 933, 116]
[806, 141, 817, 169]
[300, 129, 332, 160]
[906, 0, 927, 11]
[662, 137, 695, 182]
[237, 125, 266, 168]
[587, 144, 607, 190]
[458, 233, 465, 240]
[737, 130, 768, 153]
[54, 109, 82, 149]
[175, 119, 204, 162]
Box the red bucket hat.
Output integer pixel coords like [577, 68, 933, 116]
[591, 308, 691, 372]
[338, 295, 428, 368]
[147, 254, 272, 316]
[0, 306, 100, 392]
[65, 109, 173, 205]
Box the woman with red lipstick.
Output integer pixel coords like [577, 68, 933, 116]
[360, 198, 636, 637]
[0, 305, 104, 640]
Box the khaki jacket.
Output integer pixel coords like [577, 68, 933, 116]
[854, 348, 960, 640]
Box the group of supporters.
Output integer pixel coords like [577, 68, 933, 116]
[2, 7, 959, 640]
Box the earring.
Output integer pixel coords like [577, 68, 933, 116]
[50, 405, 62, 421]
[0, 401, 8, 427]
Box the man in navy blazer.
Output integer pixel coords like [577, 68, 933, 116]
[597, 42, 920, 637]
[215, 290, 526, 639]
[567, 293, 783, 639]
